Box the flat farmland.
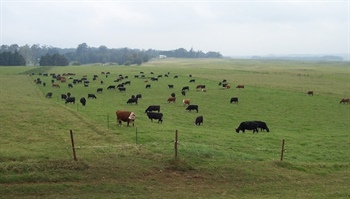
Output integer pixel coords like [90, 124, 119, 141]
[0, 58, 349, 198]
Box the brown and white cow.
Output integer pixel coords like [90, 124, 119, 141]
[183, 99, 190, 106]
[116, 110, 136, 127]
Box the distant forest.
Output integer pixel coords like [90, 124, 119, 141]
[0, 43, 222, 66]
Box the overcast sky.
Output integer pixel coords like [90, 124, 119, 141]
[1, 0, 349, 57]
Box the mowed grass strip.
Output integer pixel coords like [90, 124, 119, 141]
[0, 59, 349, 198]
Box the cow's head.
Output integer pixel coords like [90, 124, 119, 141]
[128, 112, 136, 120]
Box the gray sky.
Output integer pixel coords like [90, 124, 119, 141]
[1, 0, 349, 57]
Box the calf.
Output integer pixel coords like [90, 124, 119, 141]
[195, 116, 203, 126]
[235, 121, 259, 133]
[65, 97, 76, 104]
[230, 97, 238, 103]
[116, 110, 136, 127]
[183, 99, 190, 106]
[186, 105, 198, 112]
[61, 94, 67, 100]
[167, 97, 176, 103]
[46, 92, 52, 98]
[80, 97, 86, 106]
[147, 112, 163, 123]
[145, 105, 160, 113]
[88, 94, 97, 99]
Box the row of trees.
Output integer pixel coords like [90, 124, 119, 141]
[0, 43, 223, 66]
[0, 51, 26, 66]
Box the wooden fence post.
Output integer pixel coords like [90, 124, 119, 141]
[136, 127, 138, 144]
[174, 130, 178, 159]
[70, 129, 77, 161]
[280, 139, 285, 161]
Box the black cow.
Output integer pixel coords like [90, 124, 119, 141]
[145, 105, 160, 113]
[107, 85, 115, 90]
[136, 94, 142, 99]
[46, 92, 52, 98]
[230, 97, 238, 103]
[118, 87, 126, 92]
[97, 88, 103, 93]
[254, 121, 270, 132]
[168, 84, 174, 89]
[171, 93, 176, 97]
[65, 97, 76, 104]
[145, 84, 151, 89]
[68, 83, 73, 88]
[127, 98, 138, 105]
[80, 97, 86, 106]
[181, 90, 186, 96]
[124, 81, 131, 85]
[189, 79, 195, 83]
[88, 94, 97, 99]
[186, 105, 198, 112]
[147, 112, 163, 123]
[43, 82, 46, 87]
[235, 121, 259, 133]
[195, 116, 203, 126]
[151, 77, 158, 81]
[61, 94, 67, 100]
[182, 86, 189, 91]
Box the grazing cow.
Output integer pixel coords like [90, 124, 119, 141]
[168, 84, 174, 89]
[167, 97, 176, 103]
[183, 99, 190, 106]
[107, 85, 115, 90]
[65, 97, 76, 104]
[171, 93, 176, 97]
[97, 88, 103, 93]
[118, 87, 126, 92]
[134, 75, 139, 78]
[236, 85, 244, 89]
[186, 105, 198, 112]
[43, 82, 46, 87]
[182, 86, 189, 91]
[174, 75, 178, 78]
[88, 94, 97, 99]
[181, 90, 186, 96]
[195, 116, 203, 126]
[124, 81, 131, 85]
[68, 83, 73, 88]
[254, 121, 270, 132]
[61, 94, 67, 100]
[146, 112, 163, 123]
[80, 97, 86, 106]
[145, 84, 151, 89]
[151, 77, 158, 81]
[307, 91, 314, 96]
[116, 110, 136, 127]
[127, 97, 138, 105]
[52, 83, 60, 88]
[100, 80, 104, 84]
[225, 84, 231, 89]
[340, 98, 350, 104]
[189, 79, 195, 83]
[46, 92, 52, 98]
[196, 84, 205, 89]
[230, 97, 238, 103]
[235, 121, 259, 133]
[145, 105, 160, 113]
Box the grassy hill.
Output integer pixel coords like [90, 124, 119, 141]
[0, 59, 349, 198]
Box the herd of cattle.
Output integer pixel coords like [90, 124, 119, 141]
[33, 71, 349, 133]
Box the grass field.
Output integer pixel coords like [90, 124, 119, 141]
[0, 58, 349, 198]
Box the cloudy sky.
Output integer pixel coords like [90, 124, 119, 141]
[1, 0, 349, 57]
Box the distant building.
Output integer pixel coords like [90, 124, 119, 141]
[159, 55, 167, 59]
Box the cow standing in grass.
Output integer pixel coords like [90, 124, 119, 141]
[116, 110, 136, 127]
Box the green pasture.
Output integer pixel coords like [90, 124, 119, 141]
[0, 58, 349, 198]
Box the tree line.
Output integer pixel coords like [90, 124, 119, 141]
[0, 43, 222, 66]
